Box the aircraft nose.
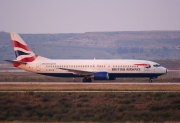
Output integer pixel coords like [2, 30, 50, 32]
[166, 68, 168, 73]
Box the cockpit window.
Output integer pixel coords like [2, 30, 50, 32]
[145, 65, 151, 68]
[153, 64, 161, 67]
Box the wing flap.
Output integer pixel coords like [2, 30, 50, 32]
[58, 68, 93, 76]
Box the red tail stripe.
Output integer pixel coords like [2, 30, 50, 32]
[12, 40, 31, 51]
[13, 55, 38, 67]
[13, 63, 21, 67]
[20, 55, 38, 62]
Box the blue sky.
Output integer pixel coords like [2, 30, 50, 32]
[0, 0, 180, 33]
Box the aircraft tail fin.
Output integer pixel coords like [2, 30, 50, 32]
[10, 32, 38, 62]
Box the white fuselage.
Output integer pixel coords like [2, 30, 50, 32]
[17, 59, 167, 79]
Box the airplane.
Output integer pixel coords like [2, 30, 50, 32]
[5, 32, 168, 83]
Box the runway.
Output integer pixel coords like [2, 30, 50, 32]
[0, 82, 179, 92]
[0, 90, 180, 93]
[0, 82, 180, 85]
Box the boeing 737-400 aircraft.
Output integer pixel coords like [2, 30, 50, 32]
[5, 33, 168, 82]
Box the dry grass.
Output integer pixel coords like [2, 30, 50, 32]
[0, 92, 180, 122]
[0, 84, 180, 91]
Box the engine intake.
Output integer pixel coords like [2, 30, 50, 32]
[93, 72, 109, 80]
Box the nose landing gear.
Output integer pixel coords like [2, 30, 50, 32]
[149, 77, 157, 83]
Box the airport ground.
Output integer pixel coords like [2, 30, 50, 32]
[0, 64, 180, 123]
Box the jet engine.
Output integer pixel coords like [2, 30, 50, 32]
[93, 72, 109, 80]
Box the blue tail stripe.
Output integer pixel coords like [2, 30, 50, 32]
[14, 50, 30, 58]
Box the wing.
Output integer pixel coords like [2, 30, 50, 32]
[58, 68, 94, 76]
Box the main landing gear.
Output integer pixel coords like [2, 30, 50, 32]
[149, 78, 153, 83]
[83, 77, 92, 83]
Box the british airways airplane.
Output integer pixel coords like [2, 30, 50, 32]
[5, 33, 168, 83]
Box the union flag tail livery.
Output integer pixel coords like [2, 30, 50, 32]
[11, 32, 38, 63]
[6, 33, 48, 67]
[5, 32, 168, 83]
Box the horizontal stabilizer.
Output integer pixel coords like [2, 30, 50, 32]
[4, 60, 27, 64]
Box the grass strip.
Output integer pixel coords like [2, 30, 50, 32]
[0, 84, 180, 91]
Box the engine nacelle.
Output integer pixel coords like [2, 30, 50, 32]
[93, 72, 109, 80]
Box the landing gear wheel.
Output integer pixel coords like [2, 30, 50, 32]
[149, 79, 152, 83]
[87, 78, 92, 83]
[82, 77, 92, 83]
[83, 77, 87, 83]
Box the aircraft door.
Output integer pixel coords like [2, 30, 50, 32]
[144, 64, 151, 71]
[106, 64, 111, 71]
[36, 63, 41, 71]
[96, 64, 99, 70]
[144, 64, 154, 72]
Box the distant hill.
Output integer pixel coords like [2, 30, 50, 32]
[0, 31, 180, 63]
